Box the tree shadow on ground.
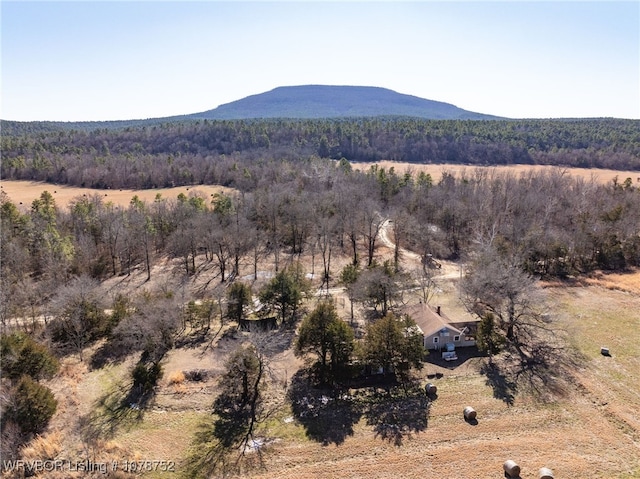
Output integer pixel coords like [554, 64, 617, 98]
[480, 360, 517, 405]
[288, 369, 363, 446]
[79, 381, 146, 444]
[423, 345, 486, 371]
[183, 423, 235, 479]
[288, 370, 432, 447]
[175, 329, 211, 348]
[256, 329, 297, 357]
[183, 417, 267, 479]
[89, 338, 131, 369]
[512, 340, 579, 401]
[481, 338, 579, 405]
[362, 383, 430, 446]
[79, 366, 159, 444]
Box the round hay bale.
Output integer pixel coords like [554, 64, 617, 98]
[463, 406, 476, 420]
[503, 460, 521, 477]
[539, 467, 554, 479]
[425, 383, 437, 395]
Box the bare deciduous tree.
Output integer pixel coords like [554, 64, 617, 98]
[49, 276, 106, 361]
[460, 248, 550, 356]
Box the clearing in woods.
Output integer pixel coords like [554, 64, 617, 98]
[243, 276, 640, 479]
[0, 181, 235, 209]
[4, 169, 640, 478]
[41, 255, 640, 479]
[351, 161, 640, 186]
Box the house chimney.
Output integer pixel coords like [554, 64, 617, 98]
[436, 306, 441, 315]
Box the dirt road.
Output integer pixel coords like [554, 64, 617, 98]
[378, 219, 462, 279]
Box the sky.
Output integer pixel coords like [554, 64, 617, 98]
[1, 1, 638, 122]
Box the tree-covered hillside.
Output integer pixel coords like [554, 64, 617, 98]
[2, 118, 639, 190]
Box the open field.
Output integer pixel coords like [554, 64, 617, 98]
[352, 161, 640, 185]
[34, 265, 640, 479]
[243, 276, 640, 479]
[0, 180, 235, 210]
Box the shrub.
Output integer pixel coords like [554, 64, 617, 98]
[167, 370, 185, 385]
[476, 312, 506, 355]
[20, 431, 63, 461]
[8, 376, 58, 436]
[184, 369, 210, 382]
[106, 293, 132, 336]
[131, 362, 163, 396]
[0, 333, 59, 382]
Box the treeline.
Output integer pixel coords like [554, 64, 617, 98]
[2, 159, 639, 317]
[2, 118, 639, 190]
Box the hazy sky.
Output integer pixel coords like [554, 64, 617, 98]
[2, 1, 638, 121]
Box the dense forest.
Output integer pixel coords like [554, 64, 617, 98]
[2, 118, 640, 191]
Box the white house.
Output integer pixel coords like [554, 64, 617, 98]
[400, 303, 478, 351]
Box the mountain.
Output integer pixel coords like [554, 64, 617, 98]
[185, 85, 502, 120]
[0, 85, 501, 134]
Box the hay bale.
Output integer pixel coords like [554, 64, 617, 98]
[539, 467, 554, 479]
[503, 459, 521, 478]
[463, 406, 476, 420]
[425, 383, 437, 396]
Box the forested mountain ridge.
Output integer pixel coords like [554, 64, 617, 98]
[0, 86, 499, 131]
[183, 85, 502, 120]
[2, 117, 639, 190]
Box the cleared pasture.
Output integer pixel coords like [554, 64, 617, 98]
[244, 276, 640, 479]
[351, 161, 640, 185]
[43, 271, 638, 479]
[0, 180, 235, 210]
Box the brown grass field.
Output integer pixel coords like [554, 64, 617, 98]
[352, 161, 640, 186]
[0, 180, 235, 210]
